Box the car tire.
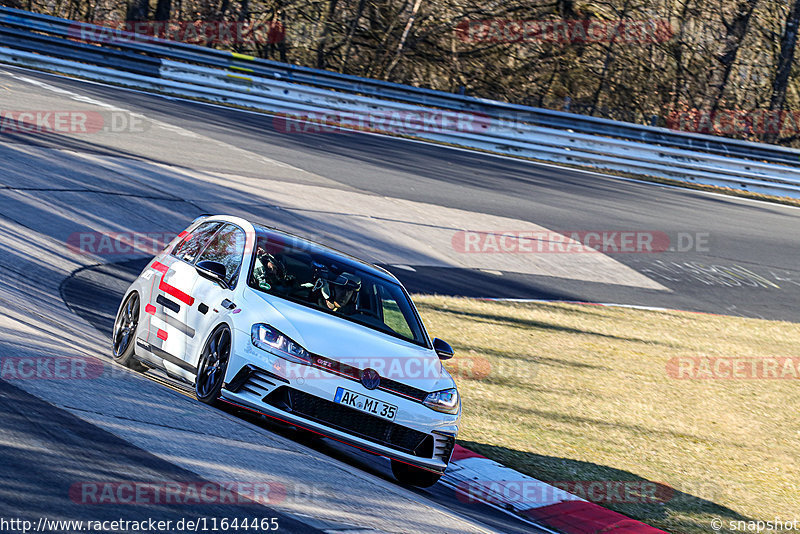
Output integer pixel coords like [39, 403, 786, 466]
[195, 324, 232, 405]
[112, 292, 146, 371]
[391, 459, 442, 488]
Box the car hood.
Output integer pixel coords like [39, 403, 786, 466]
[242, 290, 453, 392]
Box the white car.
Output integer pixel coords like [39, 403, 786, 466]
[112, 215, 460, 487]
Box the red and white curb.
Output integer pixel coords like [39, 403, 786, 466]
[443, 445, 668, 534]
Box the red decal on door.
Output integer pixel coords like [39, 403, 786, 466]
[159, 279, 195, 306]
[151, 260, 195, 306]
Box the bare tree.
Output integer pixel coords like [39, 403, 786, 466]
[384, 0, 423, 79]
[765, 0, 800, 142]
[125, 0, 149, 21]
[701, 0, 759, 113]
[155, 0, 171, 20]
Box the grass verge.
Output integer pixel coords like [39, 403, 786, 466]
[413, 295, 799, 534]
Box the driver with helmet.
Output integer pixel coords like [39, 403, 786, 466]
[311, 271, 361, 313]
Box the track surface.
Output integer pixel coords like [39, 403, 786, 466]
[2, 67, 799, 321]
[0, 65, 798, 533]
[0, 379, 318, 533]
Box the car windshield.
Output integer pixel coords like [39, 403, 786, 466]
[248, 234, 427, 346]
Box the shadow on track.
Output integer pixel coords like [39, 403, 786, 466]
[0, 378, 318, 532]
[458, 440, 751, 534]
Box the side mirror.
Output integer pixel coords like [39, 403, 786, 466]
[433, 338, 454, 360]
[196, 260, 229, 289]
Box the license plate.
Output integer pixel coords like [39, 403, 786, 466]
[334, 387, 397, 421]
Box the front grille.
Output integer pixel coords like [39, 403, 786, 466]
[310, 354, 429, 402]
[379, 378, 428, 402]
[265, 387, 430, 456]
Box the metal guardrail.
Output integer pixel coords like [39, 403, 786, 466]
[3, 6, 800, 166]
[1, 6, 800, 198]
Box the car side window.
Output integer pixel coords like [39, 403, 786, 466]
[172, 222, 221, 264]
[195, 224, 247, 286]
[378, 285, 414, 339]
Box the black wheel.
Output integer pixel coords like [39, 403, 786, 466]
[391, 460, 442, 488]
[112, 292, 145, 371]
[195, 325, 232, 405]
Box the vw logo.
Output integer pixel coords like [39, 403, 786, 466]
[360, 368, 381, 390]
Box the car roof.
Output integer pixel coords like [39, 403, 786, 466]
[251, 223, 400, 284]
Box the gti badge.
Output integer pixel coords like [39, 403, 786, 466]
[360, 368, 381, 390]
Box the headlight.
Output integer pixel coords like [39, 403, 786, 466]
[251, 324, 311, 364]
[423, 388, 460, 414]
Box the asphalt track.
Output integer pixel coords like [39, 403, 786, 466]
[0, 64, 798, 533]
[2, 66, 799, 320]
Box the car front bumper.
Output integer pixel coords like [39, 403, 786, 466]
[224, 329, 460, 474]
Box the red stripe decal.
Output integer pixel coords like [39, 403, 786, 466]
[177, 231, 188, 238]
[159, 279, 195, 306]
[151, 260, 195, 306]
[145, 304, 156, 315]
[156, 329, 168, 341]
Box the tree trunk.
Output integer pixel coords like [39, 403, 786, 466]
[126, 0, 150, 22]
[237, 0, 249, 21]
[341, 0, 366, 72]
[588, 0, 632, 115]
[364, 0, 407, 78]
[701, 0, 759, 113]
[316, 0, 340, 69]
[384, 0, 423, 80]
[155, 0, 171, 21]
[764, 0, 800, 142]
[669, 0, 696, 110]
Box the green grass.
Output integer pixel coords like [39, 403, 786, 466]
[413, 295, 800, 534]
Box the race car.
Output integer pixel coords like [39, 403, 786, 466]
[112, 215, 460, 487]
